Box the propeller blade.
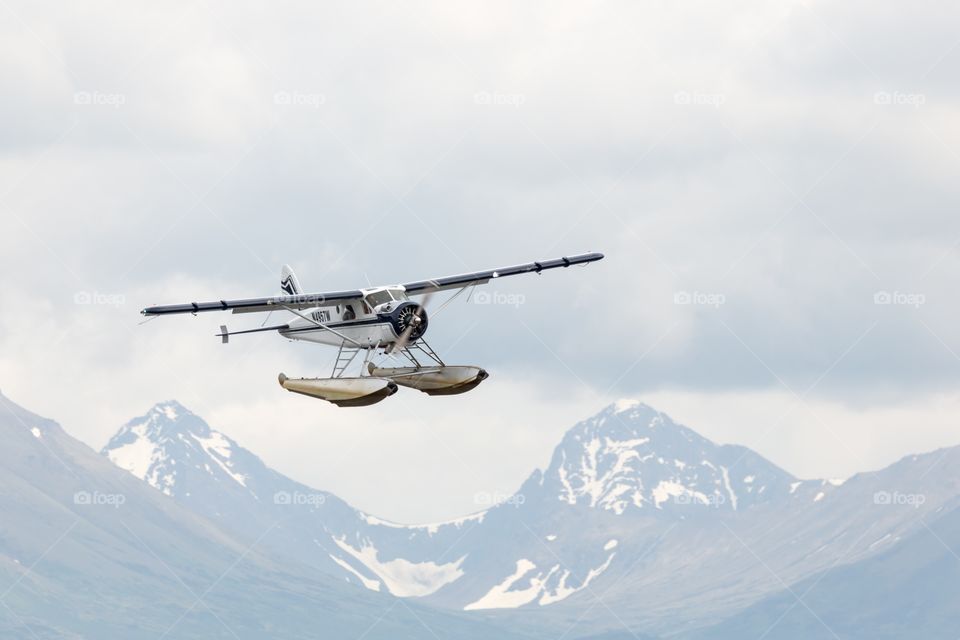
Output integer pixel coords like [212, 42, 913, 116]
[392, 292, 433, 353]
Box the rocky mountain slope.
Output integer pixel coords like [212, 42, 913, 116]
[0, 391, 526, 640]
[99, 397, 960, 638]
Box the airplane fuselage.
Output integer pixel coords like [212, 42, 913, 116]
[279, 286, 424, 349]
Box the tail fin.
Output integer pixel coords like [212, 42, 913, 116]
[280, 265, 303, 296]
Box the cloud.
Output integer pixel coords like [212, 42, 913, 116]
[2, 0, 960, 520]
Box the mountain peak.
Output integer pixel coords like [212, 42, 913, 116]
[611, 398, 650, 414]
[570, 400, 701, 446]
[537, 402, 794, 515]
[150, 399, 190, 421]
[102, 401, 244, 495]
[137, 400, 206, 435]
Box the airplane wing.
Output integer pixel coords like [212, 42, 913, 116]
[140, 252, 603, 316]
[141, 290, 364, 316]
[401, 252, 604, 294]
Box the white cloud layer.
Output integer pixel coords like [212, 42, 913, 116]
[2, 0, 959, 521]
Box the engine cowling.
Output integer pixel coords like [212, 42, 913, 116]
[382, 301, 429, 341]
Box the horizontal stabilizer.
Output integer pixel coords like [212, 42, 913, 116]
[215, 323, 289, 343]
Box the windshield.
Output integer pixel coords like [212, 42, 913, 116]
[389, 289, 408, 301]
[365, 291, 393, 308]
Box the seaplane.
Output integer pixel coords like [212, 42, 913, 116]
[141, 252, 603, 406]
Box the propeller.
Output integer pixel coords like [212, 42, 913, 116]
[391, 291, 433, 353]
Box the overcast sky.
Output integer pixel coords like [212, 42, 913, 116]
[2, 0, 959, 522]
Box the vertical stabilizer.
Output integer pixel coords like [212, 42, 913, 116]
[280, 265, 303, 295]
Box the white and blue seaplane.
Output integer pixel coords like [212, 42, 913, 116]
[141, 252, 603, 406]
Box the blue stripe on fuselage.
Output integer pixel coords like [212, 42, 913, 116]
[279, 317, 392, 336]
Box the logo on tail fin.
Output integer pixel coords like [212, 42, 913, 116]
[280, 265, 303, 296]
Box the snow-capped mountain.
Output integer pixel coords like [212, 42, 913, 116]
[540, 399, 796, 514]
[411, 401, 824, 615]
[404, 400, 960, 637]
[97, 397, 960, 639]
[453, 401, 960, 637]
[103, 400, 251, 496]
[100, 400, 487, 598]
[0, 391, 519, 640]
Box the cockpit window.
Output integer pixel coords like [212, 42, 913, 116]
[365, 291, 393, 308]
[389, 289, 408, 301]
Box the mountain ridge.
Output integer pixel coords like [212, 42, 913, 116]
[91, 393, 960, 637]
[0, 390, 531, 640]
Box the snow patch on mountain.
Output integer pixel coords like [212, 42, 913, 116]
[106, 419, 165, 483]
[192, 432, 247, 487]
[328, 554, 382, 591]
[333, 537, 466, 597]
[535, 568, 582, 606]
[651, 480, 690, 507]
[361, 514, 408, 528]
[362, 511, 486, 535]
[465, 559, 542, 610]
[721, 466, 738, 509]
[415, 512, 487, 535]
[464, 552, 616, 610]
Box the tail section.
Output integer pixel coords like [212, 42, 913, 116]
[280, 264, 303, 296]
